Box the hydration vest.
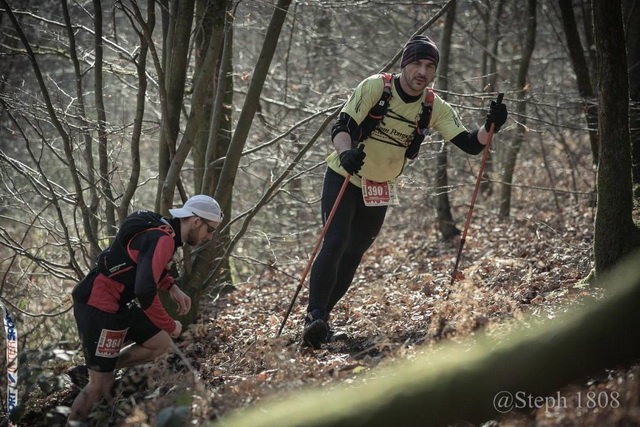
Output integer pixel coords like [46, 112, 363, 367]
[96, 210, 175, 284]
[351, 72, 435, 144]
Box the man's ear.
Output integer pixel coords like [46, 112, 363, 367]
[184, 215, 199, 230]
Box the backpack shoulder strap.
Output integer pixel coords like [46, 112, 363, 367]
[352, 73, 394, 142]
[415, 87, 435, 136]
[97, 211, 174, 278]
[368, 72, 393, 119]
[123, 213, 174, 257]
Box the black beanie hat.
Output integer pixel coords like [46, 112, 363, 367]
[401, 35, 440, 69]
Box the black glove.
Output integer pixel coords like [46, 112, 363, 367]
[484, 100, 508, 132]
[339, 147, 366, 175]
[405, 135, 425, 160]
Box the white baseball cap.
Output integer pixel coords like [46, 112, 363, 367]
[169, 195, 223, 222]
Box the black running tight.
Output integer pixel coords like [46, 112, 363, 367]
[307, 168, 387, 317]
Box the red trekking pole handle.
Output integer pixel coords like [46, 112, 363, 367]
[277, 172, 352, 337]
[450, 93, 504, 286]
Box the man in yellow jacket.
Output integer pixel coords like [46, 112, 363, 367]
[303, 35, 508, 348]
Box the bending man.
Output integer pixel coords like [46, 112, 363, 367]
[68, 195, 222, 421]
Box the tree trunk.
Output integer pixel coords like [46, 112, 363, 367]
[174, 0, 235, 324]
[499, 0, 536, 217]
[213, 0, 293, 208]
[581, 0, 597, 79]
[155, 0, 195, 213]
[558, 0, 599, 166]
[623, 0, 640, 202]
[165, 0, 292, 324]
[192, 0, 225, 194]
[221, 250, 640, 427]
[480, 0, 505, 197]
[433, 0, 460, 241]
[593, 0, 640, 275]
[93, 0, 117, 236]
[117, 3, 153, 223]
[200, 4, 233, 196]
[61, 0, 101, 251]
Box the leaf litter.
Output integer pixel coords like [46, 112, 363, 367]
[20, 193, 640, 426]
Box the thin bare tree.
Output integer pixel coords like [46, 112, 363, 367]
[499, 0, 537, 217]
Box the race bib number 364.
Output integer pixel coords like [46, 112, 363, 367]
[96, 328, 128, 358]
[362, 178, 399, 207]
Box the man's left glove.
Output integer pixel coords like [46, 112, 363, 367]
[484, 100, 508, 132]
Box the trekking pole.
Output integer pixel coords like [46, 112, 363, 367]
[450, 93, 504, 286]
[276, 173, 352, 337]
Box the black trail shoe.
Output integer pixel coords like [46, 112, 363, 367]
[326, 329, 348, 342]
[303, 310, 329, 349]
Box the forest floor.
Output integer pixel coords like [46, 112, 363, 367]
[16, 177, 640, 426]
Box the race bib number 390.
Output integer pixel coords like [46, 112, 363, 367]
[95, 328, 128, 358]
[362, 178, 399, 207]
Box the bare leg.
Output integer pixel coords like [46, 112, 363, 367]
[67, 369, 114, 423]
[67, 331, 173, 423]
[115, 330, 174, 369]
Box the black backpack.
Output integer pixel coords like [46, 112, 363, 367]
[96, 210, 175, 282]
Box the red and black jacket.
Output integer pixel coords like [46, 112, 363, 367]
[72, 211, 183, 333]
